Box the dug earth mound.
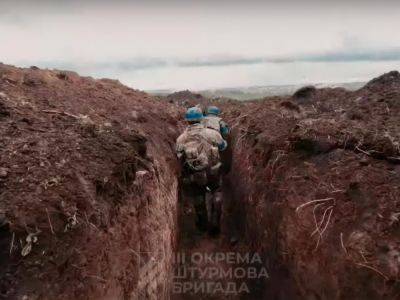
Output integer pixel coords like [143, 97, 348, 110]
[0, 64, 400, 299]
[220, 71, 400, 299]
[0, 64, 181, 299]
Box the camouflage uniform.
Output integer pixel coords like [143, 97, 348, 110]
[176, 123, 225, 171]
[202, 115, 230, 139]
[176, 123, 225, 232]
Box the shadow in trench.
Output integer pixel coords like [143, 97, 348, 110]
[222, 172, 301, 300]
[0, 222, 14, 298]
[172, 176, 275, 300]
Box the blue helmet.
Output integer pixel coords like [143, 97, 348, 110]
[185, 106, 203, 122]
[207, 106, 221, 116]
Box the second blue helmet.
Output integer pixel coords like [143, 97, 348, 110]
[206, 106, 221, 116]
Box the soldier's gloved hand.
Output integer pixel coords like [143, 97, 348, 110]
[221, 127, 229, 136]
[218, 140, 228, 151]
[220, 123, 230, 137]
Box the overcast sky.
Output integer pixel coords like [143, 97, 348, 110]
[1, 0, 400, 90]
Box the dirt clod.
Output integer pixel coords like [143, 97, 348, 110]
[0, 167, 8, 178]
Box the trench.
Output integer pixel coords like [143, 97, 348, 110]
[0, 223, 13, 298]
[170, 132, 300, 299]
[1, 66, 399, 299]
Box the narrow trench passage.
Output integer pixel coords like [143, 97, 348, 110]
[0, 223, 12, 297]
[170, 133, 299, 300]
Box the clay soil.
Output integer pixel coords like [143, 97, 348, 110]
[1, 64, 400, 299]
[219, 71, 400, 299]
[0, 64, 181, 299]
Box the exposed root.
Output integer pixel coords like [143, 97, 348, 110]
[355, 145, 371, 156]
[84, 212, 99, 231]
[269, 151, 286, 182]
[42, 109, 80, 119]
[359, 251, 369, 263]
[9, 232, 15, 256]
[388, 156, 400, 163]
[313, 207, 334, 252]
[295, 197, 335, 213]
[355, 263, 389, 281]
[296, 198, 335, 251]
[311, 203, 325, 237]
[311, 205, 334, 237]
[319, 207, 333, 237]
[46, 208, 55, 235]
[340, 232, 348, 255]
[341, 233, 390, 281]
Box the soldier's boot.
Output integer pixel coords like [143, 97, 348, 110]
[193, 194, 207, 232]
[208, 191, 222, 236]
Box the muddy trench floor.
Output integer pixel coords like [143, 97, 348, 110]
[171, 177, 299, 300]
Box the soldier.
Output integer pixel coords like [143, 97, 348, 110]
[202, 106, 230, 139]
[176, 106, 227, 233]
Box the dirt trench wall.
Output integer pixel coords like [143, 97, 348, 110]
[0, 64, 182, 299]
[223, 79, 400, 299]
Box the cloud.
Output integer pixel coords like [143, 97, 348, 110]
[177, 57, 265, 67]
[300, 48, 400, 62]
[29, 47, 400, 74]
